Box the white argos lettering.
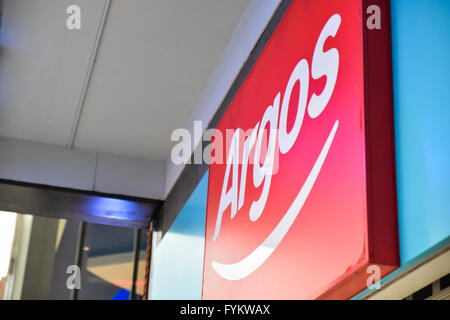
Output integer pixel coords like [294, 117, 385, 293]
[214, 129, 240, 241]
[308, 13, 341, 119]
[238, 123, 260, 211]
[249, 93, 280, 222]
[278, 59, 309, 154]
[212, 14, 341, 280]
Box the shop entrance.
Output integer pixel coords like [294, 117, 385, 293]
[0, 179, 161, 300]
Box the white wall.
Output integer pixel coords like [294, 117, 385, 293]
[0, 136, 166, 199]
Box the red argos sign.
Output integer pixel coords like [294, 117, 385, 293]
[202, 0, 398, 299]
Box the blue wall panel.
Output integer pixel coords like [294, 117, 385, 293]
[391, 0, 450, 264]
[150, 172, 208, 299]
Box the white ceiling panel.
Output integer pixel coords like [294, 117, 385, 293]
[0, 0, 107, 145]
[73, 0, 250, 160]
[0, 0, 250, 162]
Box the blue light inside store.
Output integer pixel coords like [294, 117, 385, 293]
[84, 197, 146, 222]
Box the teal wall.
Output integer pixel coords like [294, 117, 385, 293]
[150, 172, 208, 299]
[391, 0, 450, 264]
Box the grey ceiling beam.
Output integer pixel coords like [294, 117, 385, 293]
[0, 136, 166, 200]
[67, 0, 112, 149]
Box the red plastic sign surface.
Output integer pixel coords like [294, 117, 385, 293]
[202, 0, 398, 299]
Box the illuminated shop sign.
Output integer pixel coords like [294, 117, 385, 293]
[202, 0, 398, 299]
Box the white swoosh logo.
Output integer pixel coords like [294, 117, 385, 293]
[212, 120, 339, 280]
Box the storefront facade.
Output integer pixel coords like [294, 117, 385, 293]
[0, 0, 448, 301]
